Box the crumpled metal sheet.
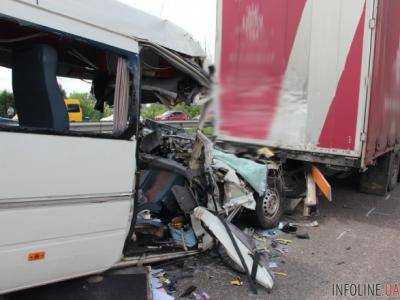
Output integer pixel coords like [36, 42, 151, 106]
[213, 160, 256, 210]
[212, 149, 267, 196]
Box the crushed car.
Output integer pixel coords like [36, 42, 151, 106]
[128, 115, 285, 290]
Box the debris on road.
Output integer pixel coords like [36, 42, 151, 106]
[274, 272, 288, 278]
[268, 262, 278, 269]
[289, 220, 319, 228]
[336, 229, 351, 240]
[296, 232, 310, 240]
[151, 268, 176, 300]
[281, 223, 298, 234]
[193, 291, 210, 300]
[230, 277, 243, 286]
[366, 208, 376, 217]
[180, 285, 197, 298]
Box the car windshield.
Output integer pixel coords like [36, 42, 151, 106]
[161, 111, 174, 117]
[67, 104, 80, 113]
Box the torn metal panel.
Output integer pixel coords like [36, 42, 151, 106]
[139, 44, 210, 107]
[213, 149, 268, 197]
[214, 161, 256, 211]
[223, 194, 256, 212]
[140, 42, 210, 88]
[190, 131, 214, 171]
[193, 207, 274, 290]
[189, 214, 214, 251]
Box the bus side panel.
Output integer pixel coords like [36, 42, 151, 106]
[365, 0, 400, 165]
[0, 201, 131, 294]
[0, 132, 135, 293]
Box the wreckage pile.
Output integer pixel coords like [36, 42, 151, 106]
[125, 119, 287, 293]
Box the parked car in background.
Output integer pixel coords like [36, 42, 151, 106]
[155, 111, 189, 121]
[0, 117, 16, 125]
[10, 99, 83, 123]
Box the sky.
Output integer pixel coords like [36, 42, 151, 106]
[0, 0, 217, 93]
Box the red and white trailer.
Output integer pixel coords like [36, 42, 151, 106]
[215, 0, 400, 195]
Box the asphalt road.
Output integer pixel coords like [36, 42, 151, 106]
[170, 180, 400, 299]
[6, 180, 400, 299]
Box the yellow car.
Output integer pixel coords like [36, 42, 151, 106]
[64, 99, 83, 122]
[12, 99, 83, 123]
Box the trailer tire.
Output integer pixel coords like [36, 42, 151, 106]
[255, 176, 284, 229]
[388, 152, 400, 191]
[359, 151, 399, 195]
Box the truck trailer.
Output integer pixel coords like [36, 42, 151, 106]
[215, 0, 400, 196]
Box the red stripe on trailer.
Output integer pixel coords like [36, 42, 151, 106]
[218, 0, 307, 140]
[318, 7, 366, 150]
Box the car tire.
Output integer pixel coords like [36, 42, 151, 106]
[255, 176, 284, 229]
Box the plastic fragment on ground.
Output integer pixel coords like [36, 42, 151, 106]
[151, 275, 174, 300]
[274, 272, 288, 277]
[194, 292, 210, 300]
[268, 262, 278, 269]
[230, 277, 243, 286]
[258, 229, 278, 238]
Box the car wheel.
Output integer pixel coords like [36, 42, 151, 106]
[255, 176, 284, 229]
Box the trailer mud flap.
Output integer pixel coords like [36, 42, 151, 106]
[193, 207, 274, 290]
[311, 166, 332, 202]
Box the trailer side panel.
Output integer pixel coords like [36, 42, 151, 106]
[216, 0, 370, 158]
[365, 0, 400, 165]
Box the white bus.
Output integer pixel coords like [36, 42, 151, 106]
[0, 0, 209, 294]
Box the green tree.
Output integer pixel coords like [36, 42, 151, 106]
[174, 103, 201, 118]
[0, 90, 14, 118]
[68, 92, 112, 122]
[141, 103, 167, 119]
[140, 103, 201, 120]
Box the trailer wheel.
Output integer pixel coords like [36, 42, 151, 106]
[388, 152, 400, 191]
[255, 176, 284, 229]
[359, 151, 399, 195]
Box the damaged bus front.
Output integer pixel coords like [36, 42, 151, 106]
[0, 0, 275, 294]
